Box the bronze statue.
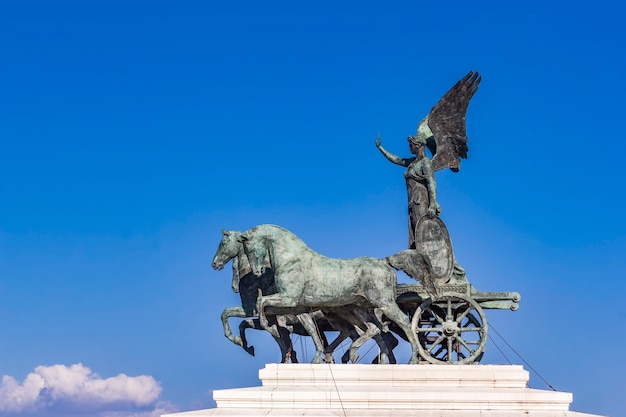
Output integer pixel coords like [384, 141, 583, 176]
[376, 71, 481, 250]
[211, 72, 522, 365]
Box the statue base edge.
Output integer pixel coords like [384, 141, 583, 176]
[162, 364, 605, 417]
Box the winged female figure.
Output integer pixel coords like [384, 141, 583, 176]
[375, 71, 480, 249]
[375, 72, 480, 292]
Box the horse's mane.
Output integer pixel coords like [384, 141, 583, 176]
[248, 224, 312, 252]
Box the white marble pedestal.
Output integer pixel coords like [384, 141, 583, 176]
[163, 364, 604, 417]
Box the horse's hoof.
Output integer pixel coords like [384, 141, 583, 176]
[324, 354, 335, 364]
[311, 356, 323, 364]
[378, 354, 390, 365]
[244, 345, 255, 357]
[341, 352, 350, 364]
[349, 352, 360, 364]
[409, 357, 420, 365]
[232, 336, 243, 347]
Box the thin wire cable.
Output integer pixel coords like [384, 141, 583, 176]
[357, 341, 377, 364]
[296, 335, 306, 363]
[487, 333, 513, 364]
[327, 363, 347, 417]
[490, 323, 557, 391]
[311, 320, 347, 417]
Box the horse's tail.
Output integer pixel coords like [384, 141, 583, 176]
[385, 249, 439, 298]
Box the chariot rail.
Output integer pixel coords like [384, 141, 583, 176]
[396, 283, 521, 311]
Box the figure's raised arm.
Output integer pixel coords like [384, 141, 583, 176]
[375, 135, 414, 167]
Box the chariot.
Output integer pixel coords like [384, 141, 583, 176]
[212, 72, 522, 365]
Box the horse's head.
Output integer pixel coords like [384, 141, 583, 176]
[212, 229, 243, 270]
[239, 232, 267, 277]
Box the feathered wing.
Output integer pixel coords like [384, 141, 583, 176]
[428, 71, 481, 172]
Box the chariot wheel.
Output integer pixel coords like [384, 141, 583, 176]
[410, 293, 488, 364]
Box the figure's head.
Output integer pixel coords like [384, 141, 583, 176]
[408, 135, 427, 146]
[409, 117, 434, 154]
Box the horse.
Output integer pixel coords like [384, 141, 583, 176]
[212, 229, 330, 363]
[239, 224, 421, 364]
[212, 229, 398, 363]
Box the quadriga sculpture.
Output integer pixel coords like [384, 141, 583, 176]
[239, 224, 422, 364]
[213, 229, 399, 364]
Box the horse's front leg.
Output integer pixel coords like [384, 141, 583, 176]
[238, 319, 258, 356]
[296, 313, 325, 364]
[221, 306, 247, 347]
[372, 333, 391, 364]
[348, 322, 380, 364]
[257, 291, 298, 338]
[323, 317, 357, 364]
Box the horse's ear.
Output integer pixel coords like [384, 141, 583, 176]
[237, 234, 249, 243]
[221, 229, 230, 236]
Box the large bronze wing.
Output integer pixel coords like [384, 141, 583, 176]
[428, 71, 481, 172]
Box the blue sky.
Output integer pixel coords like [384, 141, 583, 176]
[1, 1, 625, 416]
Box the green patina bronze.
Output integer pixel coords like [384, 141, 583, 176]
[211, 71, 521, 365]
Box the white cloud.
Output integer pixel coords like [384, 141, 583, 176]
[0, 363, 174, 416]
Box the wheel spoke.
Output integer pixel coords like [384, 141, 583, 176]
[426, 306, 445, 325]
[432, 345, 445, 357]
[446, 336, 453, 362]
[459, 327, 482, 332]
[457, 336, 475, 354]
[416, 326, 443, 333]
[455, 304, 472, 324]
[427, 335, 446, 354]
